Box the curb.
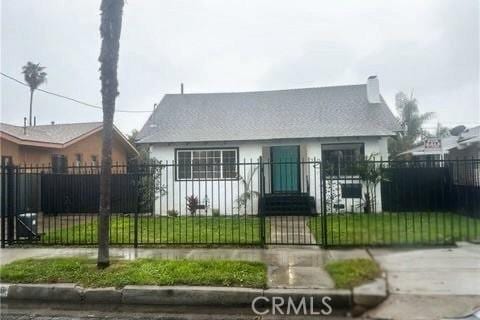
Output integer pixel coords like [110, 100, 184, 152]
[122, 286, 262, 306]
[351, 277, 388, 316]
[0, 281, 386, 311]
[264, 288, 352, 309]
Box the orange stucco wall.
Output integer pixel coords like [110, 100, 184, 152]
[0, 138, 21, 164]
[0, 131, 132, 165]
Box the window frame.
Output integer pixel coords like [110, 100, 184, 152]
[321, 142, 365, 176]
[74, 153, 83, 167]
[51, 154, 68, 174]
[174, 147, 240, 181]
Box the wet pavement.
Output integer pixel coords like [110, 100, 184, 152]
[366, 294, 480, 320]
[0, 246, 334, 289]
[266, 216, 317, 245]
[1, 300, 353, 319]
[369, 242, 480, 295]
[366, 242, 480, 320]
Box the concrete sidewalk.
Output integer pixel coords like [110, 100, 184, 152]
[0, 247, 334, 289]
[369, 242, 480, 295]
[367, 242, 480, 320]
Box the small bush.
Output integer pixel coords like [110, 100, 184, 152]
[186, 195, 199, 216]
[167, 210, 178, 217]
[211, 209, 221, 217]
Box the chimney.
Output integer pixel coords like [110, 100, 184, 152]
[51, 121, 55, 125]
[33, 116, 36, 126]
[367, 75, 380, 103]
[181, 83, 184, 95]
[23, 117, 27, 135]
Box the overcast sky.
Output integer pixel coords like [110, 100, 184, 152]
[1, 0, 479, 135]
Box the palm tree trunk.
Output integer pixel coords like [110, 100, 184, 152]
[29, 89, 34, 126]
[97, 0, 124, 268]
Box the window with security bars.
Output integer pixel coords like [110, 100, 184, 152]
[176, 149, 238, 180]
[322, 143, 365, 176]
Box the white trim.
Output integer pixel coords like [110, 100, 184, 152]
[175, 148, 238, 181]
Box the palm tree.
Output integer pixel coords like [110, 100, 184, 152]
[388, 92, 435, 158]
[97, 0, 124, 268]
[22, 62, 47, 126]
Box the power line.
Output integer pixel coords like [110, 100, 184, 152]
[1, 72, 153, 113]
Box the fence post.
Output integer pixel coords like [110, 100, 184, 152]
[320, 161, 328, 247]
[258, 157, 266, 246]
[133, 167, 139, 249]
[1, 164, 6, 248]
[6, 164, 15, 245]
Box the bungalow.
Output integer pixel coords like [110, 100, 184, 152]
[0, 121, 138, 170]
[137, 76, 401, 215]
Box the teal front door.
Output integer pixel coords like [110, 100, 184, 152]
[271, 146, 300, 193]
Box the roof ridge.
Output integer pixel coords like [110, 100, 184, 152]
[26, 121, 102, 128]
[1, 121, 103, 128]
[164, 84, 366, 96]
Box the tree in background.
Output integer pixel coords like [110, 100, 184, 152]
[97, 0, 124, 268]
[22, 62, 47, 126]
[126, 129, 166, 211]
[388, 92, 435, 158]
[433, 122, 451, 138]
[127, 129, 150, 162]
[449, 125, 467, 136]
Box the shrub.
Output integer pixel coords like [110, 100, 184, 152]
[186, 195, 199, 216]
[211, 208, 220, 217]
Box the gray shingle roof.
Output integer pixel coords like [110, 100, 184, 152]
[137, 84, 401, 144]
[0, 122, 102, 144]
[459, 125, 480, 143]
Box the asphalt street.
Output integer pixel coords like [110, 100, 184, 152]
[1, 306, 353, 320]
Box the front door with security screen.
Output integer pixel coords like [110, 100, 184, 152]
[271, 146, 300, 193]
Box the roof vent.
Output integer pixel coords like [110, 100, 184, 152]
[51, 121, 55, 125]
[367, 75, 381, 104]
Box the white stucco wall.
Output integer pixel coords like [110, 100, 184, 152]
[149, 137, 389, 215]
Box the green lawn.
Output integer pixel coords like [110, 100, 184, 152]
[325, 258, 381, 289]
[42, 216, 263, 245]
[0, 257, 267, 288]
[308, 212, 480, 245]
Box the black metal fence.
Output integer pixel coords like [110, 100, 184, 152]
[1, 159, 479, 247]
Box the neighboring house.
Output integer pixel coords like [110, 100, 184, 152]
[0, 122, 138, 170]
[399, 126, 480, 186]
[448, 126, 480, 160]
[137, 76, 401, 215]
[399, 126, 480, 161]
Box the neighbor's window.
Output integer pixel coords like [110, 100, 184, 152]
[74, 153, 82, 167]
[322, 143, 364, 175]
[51, 154, 67, 173]
[176, 149, 238, 180]
[91, 155, 97, 166]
